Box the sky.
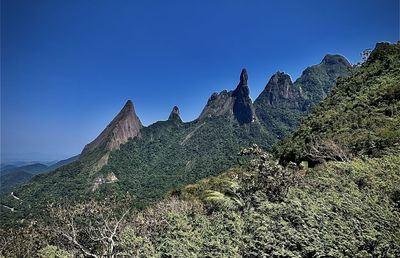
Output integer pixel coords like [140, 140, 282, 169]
[1, 0, 399, 162]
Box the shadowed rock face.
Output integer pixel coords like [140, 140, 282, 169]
[81, 100, 142, 157]
[168, 106, 182, 122]
[199, 69, 255, 124]
[256, 72, 304, 110]
[232, 69, 256, 124]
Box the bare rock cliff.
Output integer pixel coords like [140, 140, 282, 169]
[81, 100, 142, 157]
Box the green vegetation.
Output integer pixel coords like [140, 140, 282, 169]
[100, 117, 273, 208]
[254, 55, 350, 139]
[278, 42, 400, 164]
[2, 148, 399, 257]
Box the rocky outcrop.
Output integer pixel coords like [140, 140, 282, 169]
[91, 172, 119, 192]
[168, 106, 182, 123]
[198, 90, 235, 120]
[321, 54, 351, 67]
[81, 100, 142, 157]
[198, 69, 255, 124]
[255, 72, 304, 110]
[232, 69, 256, 124]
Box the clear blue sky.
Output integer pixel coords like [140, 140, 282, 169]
[1, 0, 399, 162]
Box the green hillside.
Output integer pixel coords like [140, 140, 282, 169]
[277, 42, 400, 164]
[254, 55, 350, 139]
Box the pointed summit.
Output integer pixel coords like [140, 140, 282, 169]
[239, 68, 248, 85]
[233, 68, 255, 124]
[168, 106, 182, 123]
[81, 100, 142, 157]
[255, 72, 303, 109]
[322, 54, 351, 67]
[198, 69, 255, 124]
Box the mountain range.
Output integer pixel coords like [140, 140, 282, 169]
[0, 52, 350, 223]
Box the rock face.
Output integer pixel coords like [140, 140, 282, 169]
[232, 69, 256, 124]
[198, 90, 235, 120]
[168, 106, 182, 123]
[255, 72, 304, 110]
[81, 100, 142, 157]
[199, 69, 255, 124]
[321, 54, 351, 67]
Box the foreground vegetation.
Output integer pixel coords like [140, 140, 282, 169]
[1, 146, 399, 257]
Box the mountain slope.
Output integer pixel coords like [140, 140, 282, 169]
[254, 55, 350, 138]
[278, 42, 400, 164]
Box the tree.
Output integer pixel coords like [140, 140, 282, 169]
[48, 196, 131, 258]
[304, 136, 351, 163]
[239, 144, 300, 203]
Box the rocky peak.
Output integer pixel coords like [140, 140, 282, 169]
[239, 68, 248, 84]
[259, 72, 302, 108]
[198, 90, 234, 120]
[81, 100, 143, 157]
[198, 69, 255, 124]
[322, 54, 351, 67]
[168, 106, 182, 122]
[232, 68, 255, 124]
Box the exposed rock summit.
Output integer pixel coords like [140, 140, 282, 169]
[232, 69, 255, 124]
[81, 100, 142, 157]
[199, 69, 255, 124]
[168, 106, 182, 122]
[255, 72, 303, 110]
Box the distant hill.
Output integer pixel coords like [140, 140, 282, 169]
[1, 163, 48, 176]
[0, 156, 79, 193]
[45, 155, 80, 172]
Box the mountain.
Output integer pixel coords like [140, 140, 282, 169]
[254, 55, 350, 138]
[199, 69, 256, 124]
[79, 100, 143, 173]
[168, 106, 182, 123]
[277, 42, 400, 164]
[296, 54, 352, 104]
[0, 55, 348, 225]
[0, 157, 80, 193]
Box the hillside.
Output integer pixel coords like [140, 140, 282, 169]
[0, 171, 33, 194]
[254, 55, 350, 139]
[277, 42, 400, 165]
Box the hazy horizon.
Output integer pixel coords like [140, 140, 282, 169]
[1, 0, 399, 162]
